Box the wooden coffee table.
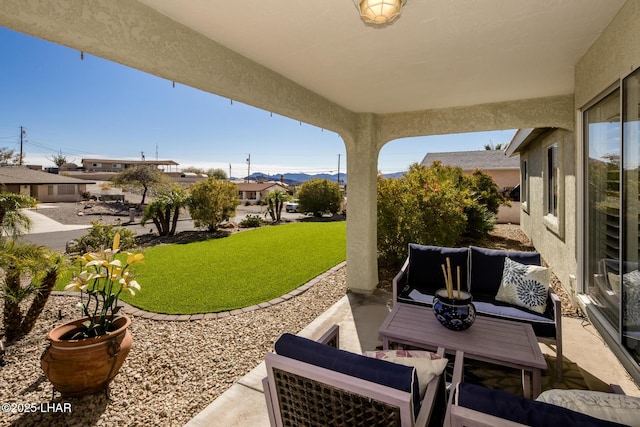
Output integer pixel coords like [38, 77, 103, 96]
[379, 303, 547, 398]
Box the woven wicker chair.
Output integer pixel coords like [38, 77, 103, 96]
[263, 325, 448, 427]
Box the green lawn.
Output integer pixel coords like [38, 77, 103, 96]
[58, 221, 346, 314]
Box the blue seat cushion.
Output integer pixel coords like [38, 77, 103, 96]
[275, 333, 421, 416]
[406, 244, 469, 296]
[456, 383, 627, 427]
[470, 246, 541, 296]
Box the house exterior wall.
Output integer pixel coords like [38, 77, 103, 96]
[82, 161, 126, 173]
[34, 184, 85, 202]
[237, 184, 287, 205]
[575, 1, 640, 109]
[482, 169, 518, 192]
[519, 129, 576, 290]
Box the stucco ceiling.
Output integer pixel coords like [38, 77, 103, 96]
[136, 0, 625, 114]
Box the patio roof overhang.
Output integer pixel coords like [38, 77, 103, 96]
[0, 0, 627, 293]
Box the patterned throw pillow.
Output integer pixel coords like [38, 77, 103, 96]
[365, 350, 447, 399]
[622, 270, 640, 328]
[495, 257, 551, 314]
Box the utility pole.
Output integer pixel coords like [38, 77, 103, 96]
[19, 126, 25, 165]
[246, 154, 251, 182]
[337, 154, 341, 186]
[229, 163, 232, 181]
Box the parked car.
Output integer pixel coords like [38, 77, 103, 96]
[285, 202, 299, 213]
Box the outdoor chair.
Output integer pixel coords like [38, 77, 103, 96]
[263, 325, 452, 427]
[444, 350, 634, 427]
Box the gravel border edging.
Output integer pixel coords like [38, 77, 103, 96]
[50, 261, 347, 322]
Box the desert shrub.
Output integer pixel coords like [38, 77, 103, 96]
[464, 169, 509, 238]
[377, 163, 467, 266]
[239, 215, 265, 228]
[297, 178, 342, 217]
[377, 162, 508, 266]
[188, 178, 239, 232]
[69, 221, 136, 253]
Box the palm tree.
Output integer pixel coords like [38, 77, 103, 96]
[0, 240, 67, 342]
[141, 187, 190, 236]
[0, 191, 36, 237]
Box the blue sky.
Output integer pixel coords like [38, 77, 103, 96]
[0, 27, 516, 176]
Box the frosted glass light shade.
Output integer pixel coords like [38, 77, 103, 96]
[358, 0, 406, 25]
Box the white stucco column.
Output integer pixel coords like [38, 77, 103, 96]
[343, 114, 380, 294]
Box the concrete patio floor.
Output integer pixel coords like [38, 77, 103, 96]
[185, 291, 640, 426]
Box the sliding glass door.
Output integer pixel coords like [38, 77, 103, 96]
[585, 90, 621, 329]
[622, 68, 640, 362]
[585, 68, 640, 364]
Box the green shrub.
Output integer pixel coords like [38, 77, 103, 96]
[69, 221, 136, 253]
[377, 162, 508, 267]
[239, 214, 265, 228]
[188, 178, 239, 231]
[297, 178, 342, 217]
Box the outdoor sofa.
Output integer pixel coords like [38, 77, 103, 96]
[392, 244, 563, 379]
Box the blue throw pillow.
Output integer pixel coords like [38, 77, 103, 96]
[406, 244, 469, 296]
[470, 246, 540, 296]
[275, 333, 421, 417]
[456, 383, 627, 427]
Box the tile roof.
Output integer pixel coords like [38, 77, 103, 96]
[421, 150, 520, 170]
[0, 167, 95, 185]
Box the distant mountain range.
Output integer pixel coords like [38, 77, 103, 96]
[236, 171, 404, 185]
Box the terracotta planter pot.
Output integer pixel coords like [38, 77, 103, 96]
[40, 316, 132, 397]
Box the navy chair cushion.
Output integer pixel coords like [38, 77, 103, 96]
[470, 246, 541, 296]
[456, 383, 627, 427]
[275, 333, 421, 416]
[407, 244, 469, 295]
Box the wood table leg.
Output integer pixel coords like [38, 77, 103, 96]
[532, 368, 541, 399]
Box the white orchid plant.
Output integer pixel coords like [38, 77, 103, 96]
[65, 233, 143, 338]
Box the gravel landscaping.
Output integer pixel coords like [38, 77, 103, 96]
[0, 268, 346, 427]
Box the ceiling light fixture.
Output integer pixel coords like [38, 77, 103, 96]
[355, 0, 406, 26]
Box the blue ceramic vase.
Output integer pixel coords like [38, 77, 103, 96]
[433, 289, 476, 331]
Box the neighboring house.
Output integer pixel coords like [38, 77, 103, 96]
[0, 166, 94, 202]
[421, 150, 520, 224]
[235, 182, 288, 205]
[80, 158, 179, 172]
